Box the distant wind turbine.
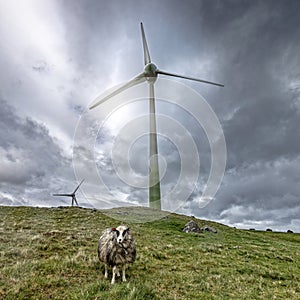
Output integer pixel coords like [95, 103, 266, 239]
[89, 23, 224, 210]
[53, 179, 85, 207]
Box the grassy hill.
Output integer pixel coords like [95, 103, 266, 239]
[0, 206, 299, 299]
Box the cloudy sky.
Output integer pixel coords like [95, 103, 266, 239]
[1, 0, 300, 232]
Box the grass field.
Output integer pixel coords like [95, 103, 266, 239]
[0, 206, 299, 299]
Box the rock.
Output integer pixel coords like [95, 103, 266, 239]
[183, 220, 202, 233]
[183, 221, 218, 234]
[201, 225, 218, 233]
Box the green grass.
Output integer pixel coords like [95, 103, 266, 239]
[0, 206, 299, 299]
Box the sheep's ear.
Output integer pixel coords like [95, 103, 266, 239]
[125, 227, 130, 232]
[112, 227, 117, 231]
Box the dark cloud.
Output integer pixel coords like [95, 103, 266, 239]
[1, 0, 300, 231]
[185, 156, 300, 230]
[0, 97, 72, 205]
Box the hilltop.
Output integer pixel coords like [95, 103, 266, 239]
[0, 206, 299, 299]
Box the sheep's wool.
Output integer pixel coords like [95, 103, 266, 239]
[98, 227, 136, 267]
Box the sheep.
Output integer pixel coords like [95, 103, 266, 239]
[98, 225, 136, 284]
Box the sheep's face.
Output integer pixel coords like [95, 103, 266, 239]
[113, 226, 129, 244]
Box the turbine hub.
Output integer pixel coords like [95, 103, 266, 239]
[144, 63, 158, 82]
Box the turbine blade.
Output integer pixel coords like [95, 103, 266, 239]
[141, 22, 151, 65]
[53, 194, 72, 197]
[73, 178, 85, 194]
[89, 73, 146, 109]
[157, 70, 224, 87]
[74, 196, 79, 206]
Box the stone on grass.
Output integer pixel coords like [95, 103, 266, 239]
[183, 221, 218, 234]
[201, 225, 218, 233]
[183, 220, 202, 233]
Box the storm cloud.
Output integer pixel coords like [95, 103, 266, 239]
[1, 0, 300, 231]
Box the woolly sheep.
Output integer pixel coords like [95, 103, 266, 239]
[98, 225, 136, 284]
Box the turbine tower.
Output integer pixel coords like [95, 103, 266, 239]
[53, 179, 85, 207]
[89, 23, 224, 210]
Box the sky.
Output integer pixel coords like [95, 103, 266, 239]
[1, 0, 300, 232]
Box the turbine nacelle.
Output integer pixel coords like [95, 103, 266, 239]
[144, 63, 158, 82]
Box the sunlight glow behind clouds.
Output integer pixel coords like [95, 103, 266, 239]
[1, 0, 300, 232]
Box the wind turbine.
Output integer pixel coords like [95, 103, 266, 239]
[53, 179, 85, 207]
[89, 23, 224, 210]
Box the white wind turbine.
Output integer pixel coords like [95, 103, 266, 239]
[89, 23, 224, 210]
[53, 179, 85, 207]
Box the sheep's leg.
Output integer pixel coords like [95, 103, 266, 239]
[122, 264, 126, 282]
[111, 266, 117, 284]
[104, 264, 108, 279]
[117, 267, 120, 277]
